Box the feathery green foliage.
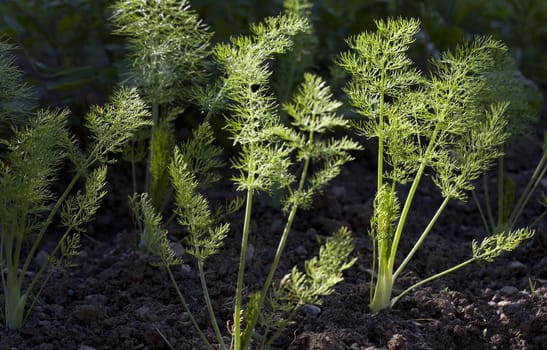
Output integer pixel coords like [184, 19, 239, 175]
[211, 15, 361, 348]
[136, 11, 360, 349]
[0, 40, 36, 141]
[470, 51, 543, 235]
[0, 80, 149, 329]
[339, 17, 535, 313]
[111, 0, 214, 252]
[273, 0, 318, 106]
[259, 227, 355, 348]
[111, 0, 212, 104]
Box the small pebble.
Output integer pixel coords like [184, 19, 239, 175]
[35, 250, 49, 267]
[497, 300, 512, 307]
[387, 333, 407, 350]
[37, 320, 51, 327]
[331, 186, 346, 199]
[500, 286, 519, 296]
[180, 264, 192, 274]
[171, 242, 185, 257]
[301, 304, 321, 316]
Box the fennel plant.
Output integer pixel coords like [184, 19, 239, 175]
[133, 10, 359, 349]
[111, 0, 213, 253]
[213, 13, 360, 349]
[0, 73, 149, 329]
[338, 18, 536, 313]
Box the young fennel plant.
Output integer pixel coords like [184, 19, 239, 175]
[133, 12, 359, 349]
[111, 0, 213, 253]
[211, 14, 360, 348]
[338, 17, 535, 313]
[0, 85, 149, 330]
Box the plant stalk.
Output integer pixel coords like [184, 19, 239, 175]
[241, 155, 311, 349]
[198, 261, 227, 350]
[508, 150, 546, 230]
[393, 196, 450, 280]
[390, 257, 476, 307]
[233, 189, 254, 349]
[165, 266, 214, 350]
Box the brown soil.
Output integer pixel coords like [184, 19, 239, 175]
[0, 106, 545, 350]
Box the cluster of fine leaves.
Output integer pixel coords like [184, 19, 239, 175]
[0, 67, 149, 328]
[273, 0, 318, 106]
[111, 0, 212, 104]
[111, 0, 215, 239]
[0, 41, 35, 140]
[265, 227, 356, 338]
[207, 12, 360, 349]
[339, 17, 536, 312]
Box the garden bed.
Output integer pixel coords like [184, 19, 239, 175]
[1, 104, 545, 350]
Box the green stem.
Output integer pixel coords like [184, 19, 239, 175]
[388, 160, 426, 271]
[131, 146, 138, 195]
[259, 306, 300, 350]
[529, 209, 546, 229]
[390, 257, 476, 307]
[20, 163, 87, 277]
[393, 196, 450, 280]
[389, 123, 441, 272]
[145, 99, 159, 195]
[472, 189, 492, 236]
[508, 150, 546, 230]
[377, 68, 387, 193]
[496, 153, 505, 230]
[241, 156, 311, 349]
[198, 261, 227, 350]
[482, 172, 496, 231]
[369, 253, 393, 313]
[369, 237, 377, 304]
[233, 189, 254, 350]
[165, 266, 214, 350]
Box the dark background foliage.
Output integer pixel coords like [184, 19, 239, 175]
[1, 0, 545, 114]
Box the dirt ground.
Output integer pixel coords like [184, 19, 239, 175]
[0, 103, 545, 350]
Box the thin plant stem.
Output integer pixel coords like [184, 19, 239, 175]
[389, 123, 441, 272]
[259, 307, 300, 350]
[497, 150, 505, 230]
[241, 156, 311, 349]
[529, 209, 546, 229]
[377, 68, 386, 193]
[20, 161, 88, 276]
[233, 189, 254, 349]
[391, 257, 476, 307]
[131, 147, 138, 195]
[198, 261, 227, 350]
[23, 264, 55, 324]
[508, 150, 546, 230]
[165, 266, 215, 350]
[145, 99, 159, 195]
[472, 189, 492, 236]
[482, 172, 496, 231]
[370, 237, 377, 303]
[393, 196, 450, 280]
